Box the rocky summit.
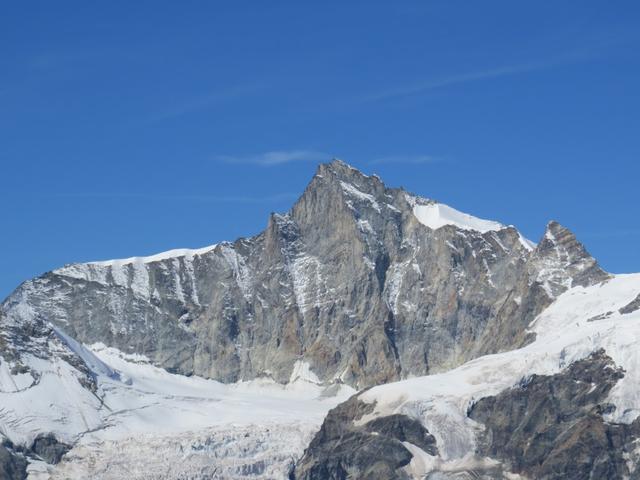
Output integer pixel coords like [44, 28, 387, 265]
[1, 160, 638, 479]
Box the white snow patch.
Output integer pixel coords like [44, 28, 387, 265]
[289, 254, 325, 313]
[86, 244, 218, 267]
[411, 201, 535, 250]
[413, 203, 505, 234]
[52, 327, 124, 382]
[289, 360, 322, 385]
[386, 203, 401, 213]
[219, 244, 252, 300]
[385, 260, 411, 315]
[340, 181, 381, 213]
[0, 362, 34, 393]
[357, 219, 375, 236]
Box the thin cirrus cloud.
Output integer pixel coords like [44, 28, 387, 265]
[369, 155, 440, 165]
[149, 83, 266, 122]
[46, 192, 298, 204]
[580, 229, 640, 239]
[361, 51, 595, 103]
[216, 150, 330, 166]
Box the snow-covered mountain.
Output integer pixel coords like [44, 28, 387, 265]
[1, 160, 606, 388]
[1, 160, 638, 479]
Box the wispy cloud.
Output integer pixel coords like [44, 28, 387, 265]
[369, 154, 441, 165]
[45, 192, 298, 204]
[27, 50, 100, 70]
[361, 51, 594, 103]
[149, 83, 265, 122]
[216, 150, 330, 166]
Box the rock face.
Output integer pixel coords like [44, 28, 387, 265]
[620, 293, 640, 315]
[468, 350, 640, 479]
[293, 351, 640, 480]
[1, 160, 609, 389]
[30, 434, 71, 464]
[0, 440, 27, 480]
[0, 434, 68, 479]
[528, 220, 610, 296]
[292, 394, 437, 480]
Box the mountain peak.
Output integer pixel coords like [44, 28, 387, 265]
[315, 158, 378, 186]
[531, 220, 610, 296]
[294, 160, 388, 220]
[324, 157, 358, 171]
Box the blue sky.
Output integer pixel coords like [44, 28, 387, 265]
[1, 1, 639, 298]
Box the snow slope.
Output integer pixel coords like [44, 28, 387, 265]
[86, 244, 218, 267]
[412, 203, 504, 234]
[40, 423, 320, 480]
[410, 199, 536, 250]
[356, 273, 640, 476]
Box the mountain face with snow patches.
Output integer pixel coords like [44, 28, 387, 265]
[1, 159, 638, 479]
[1, 160, 607, 388]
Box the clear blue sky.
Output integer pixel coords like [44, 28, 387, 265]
[2, 1, 639, 299]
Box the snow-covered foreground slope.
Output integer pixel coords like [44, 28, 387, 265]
[0, 335, 354, 479]
[39, 422, 319, 480]
[347, 273, 640, 476]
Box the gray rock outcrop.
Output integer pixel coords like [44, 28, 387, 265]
[0, 439, 27, 480]
[30, 434, 71, 464]
[468, 350, 640, 479]
[292, 394, 437, 480]
[620, 293, 640, 315]
[293, 350, 640, 480]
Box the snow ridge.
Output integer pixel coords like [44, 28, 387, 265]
[409, 197, 535, 250]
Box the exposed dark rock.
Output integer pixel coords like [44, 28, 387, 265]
[365, 414, 438, 456]
[620, 293, 640, 315]
[587, 311, 614, 322]
[0, 439, 28, 480]
[468, 350, 640, 480]
[292, 393, 437, 479]
[30, 434, 71, 464]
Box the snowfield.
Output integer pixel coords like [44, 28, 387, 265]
[412, 202, 505, 234]
[32, 423, 320, 480]
[408, 197, 536, 250]
[0, 338, 354, 479]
